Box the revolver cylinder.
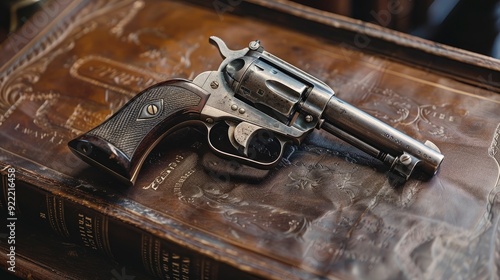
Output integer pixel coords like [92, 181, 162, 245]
[224, 57, 307, 123]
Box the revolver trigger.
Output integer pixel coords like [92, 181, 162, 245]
[232, 122, 265, 156]
[225, 121, 240, 151]
[207, 121, 284, 168]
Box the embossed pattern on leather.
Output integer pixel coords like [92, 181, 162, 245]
[88, 84, 202, 158]
[0, 0, 500, 279]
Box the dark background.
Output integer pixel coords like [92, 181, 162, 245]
[2, 0, 500, 58]
[293, 0, 500, 57]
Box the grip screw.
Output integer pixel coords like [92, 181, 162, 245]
[210, 81, 219, 89]
[147, 104, 159, 116]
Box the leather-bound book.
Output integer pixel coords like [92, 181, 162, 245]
[1, 0, 499, 279]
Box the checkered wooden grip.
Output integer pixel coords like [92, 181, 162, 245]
[68, 79, 210, 186]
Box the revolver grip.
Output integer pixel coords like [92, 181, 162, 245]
[68, 79, 210, 186]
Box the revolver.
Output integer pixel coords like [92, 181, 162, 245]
[68, 36, 444, 186]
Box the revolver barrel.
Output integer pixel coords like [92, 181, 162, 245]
[321, 95, 444, 179]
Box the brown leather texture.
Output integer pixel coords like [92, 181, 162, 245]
[1, 0, 500, 279]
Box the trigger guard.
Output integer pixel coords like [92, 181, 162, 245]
[206, 122, 286, 169]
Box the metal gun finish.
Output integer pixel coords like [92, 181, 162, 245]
[68, 36, 444, 186]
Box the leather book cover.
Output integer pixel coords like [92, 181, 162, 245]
[0, 223, 150, 279]
[1, 0, 500, 279]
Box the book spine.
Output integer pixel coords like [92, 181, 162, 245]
[0, 167, 257, 280]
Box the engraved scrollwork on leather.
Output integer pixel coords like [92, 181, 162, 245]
[173, 163, 311, 238]
[4, 93, 67, 145]
[394, 123, 500, 279]
[69, 55, 166, 96]
[357, 87, 469, 139]
[0, 42, 73, 112]
[0, 0, 140, 112]
[170, 137, 426, 242]
[110, 1, 145, 37]
[127, 28, 201, 79]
